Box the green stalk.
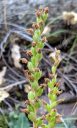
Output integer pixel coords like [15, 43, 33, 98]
[26, 8, 49, 128]
[24, 7, 61, 128]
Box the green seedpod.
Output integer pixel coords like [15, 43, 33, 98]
[28, 91, 35, 100]
[27, 105, 34, 112]
[33, 30, 41, 42]
[34, 100, 41, 110]
[48, 81, 54, 88]
[36, 117, 43, 127]
[36, 87, 43, 97]
[52, 65, 57, 74]
[47, 115, 56, 123]
[45, 104, 51, 112]
[28, 112, 36, 122]
[36, 53, 42, 61]
[48, 77, 56, 88]
[42, 124, 49, 128]
[33, 70, 42, 81]
[31, 56, 37, 67]
[50, 101, 57, 109]
[50, 109, 56, 117]
[31, 47, 37, 56]
[48, 120, 56, 128]
[30, 80, 38, 89]
[53, 87, 58, 94]
[36, 17, 42, 23]
[35, 29, 41, 37]
[27, 62, 34, 72]
[37, 41, 44, 49]
[41, 13, 48, 22]
[48, 93, 57, 101]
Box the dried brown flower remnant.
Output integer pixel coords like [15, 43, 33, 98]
[27, 28, 34, 35]
[56, 114, 62, 123]
[36, 11, 41, 17]
[62, 11, 77, 25]
[49, 48, 61, 65]
[42, 36, 47, 43]
[26, 50, 32, 56]
[32, 41, 37, 47]
[35, 8, 43, 17]
[32, 23, 40, 29]
[44, 7, 49, 14]
[20, 108, 29, 113]
[20, 58, 28, 64]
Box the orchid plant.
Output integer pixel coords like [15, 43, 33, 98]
[22, 7, 61, 128]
